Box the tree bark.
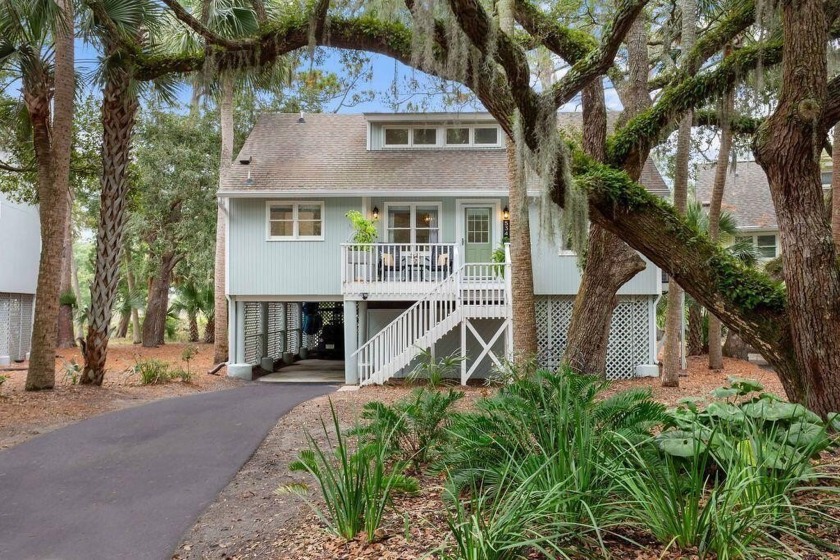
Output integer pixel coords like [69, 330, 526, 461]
[832, 125, 840, 251]
[188, 310, 199, 342]
[687, 300, 704, 356]
[25, 0, 74, 390]
[57, 194, 76, 348]
[124, 258, 142, 344]
[564, 14, 649, 376]
[82, 54, 139, 385]
[564, 79, 645, 375]
[142, 252, 179, 347]
[723, 330, 749, 360]
[706, 87, 734, 371]
[662, 0, 697, 387]
[116, 310, 130, 338]
[753, 0, 840, 416]
[204, 315, 215, 343]
[213, 76, 233, 363]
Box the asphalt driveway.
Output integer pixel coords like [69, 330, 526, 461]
[0, 382, 335, 560]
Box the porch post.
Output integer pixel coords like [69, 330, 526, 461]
[235, 300, 246, 363]
[344, 300, 358, 385]
[358, 300, 368, 349]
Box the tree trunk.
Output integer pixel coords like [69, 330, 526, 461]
[25, 0, 74, 390]
[188, 310, 199, 343]
[508, 142, 538, 360]
[142, 252, 178, 347]
[82, 56, 139, 385]
[832, 125, 840, 251]
[753, 0, 840, 416]
[57, 195, 76, 348]
[662, 0, 697, 387]
[116, 311, 130, 338]
[723, 330, 749, 360]
[125, 259, 142, 344]
[204, 315, 215, 344]
[564, 79, 645, 375]
[71, 244, 83, 341]
[706, 88, 734, 371]
[213, 76, 233, 364]
[687, 300, 703, 356]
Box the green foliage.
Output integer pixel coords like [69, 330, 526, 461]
[171, 368, 193, 383]
[62, 358, 81, 385]
[345, 210, 378, 245]
[0, 374, 6, 388]
[407, 348, 465, 387]
[180, 344, 198, 377]
[59, 291, 77, 308]
[134, 358, 172, 385]
[351, 388, 464, 471]
[279, 401, 418, 542]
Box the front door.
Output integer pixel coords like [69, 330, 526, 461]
[464, 207, 493, 263]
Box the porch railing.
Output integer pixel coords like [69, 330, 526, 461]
[341, 242, 459, 295]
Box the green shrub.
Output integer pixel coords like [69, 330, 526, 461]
[278, 401, 418, 542]
[180, 344, 198, 380]
[351, 388, 464, 471]
[407, 348, 465, 387]
[134, 359, 172, 385]
[171, 368, 193, 383]
[62, 358, 81, 385]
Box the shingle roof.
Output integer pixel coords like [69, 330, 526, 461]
[221, 112, 669, 197]
[694, 160, 778, 230]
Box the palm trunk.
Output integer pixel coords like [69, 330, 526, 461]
[82, 58, 139, 385]
[565, 79, 645, 375]
[686, 300, 704, 356]
[57, 194, 76, 348]
[706, 88, 734, 371]
[832, 126, 840, 251]
[71, 249, 83, 341]
[188, 311, 199, 343]
[116, 311, 130, 338]
[213, 76, 233, 363]
[25, 0, 74, 390]
[142, 252, 179, 347]
[204, 315, 215, 343]
[753, 0, 840, 416]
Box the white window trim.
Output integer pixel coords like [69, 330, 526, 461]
[380, 124, 503, 149]
[383, 202, 444, 244]
[265, 200, 325, 241]
[735, 232, 779, 259]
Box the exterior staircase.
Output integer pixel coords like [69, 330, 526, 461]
[354, 258, 511, 386]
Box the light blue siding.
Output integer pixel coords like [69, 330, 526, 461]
[0, 193, 40, 295]
[228, 197, 361, 296]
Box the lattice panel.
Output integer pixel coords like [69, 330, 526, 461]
[18, 295, 33, 360]
[535, 296, 652, 379]
[286, 303, 300, 354]
[243, 302, 264, 364]
[266, 303, 287, 360]
[0, 295, 9, 357]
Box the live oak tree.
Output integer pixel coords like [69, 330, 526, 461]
[86, 0, 840, 415]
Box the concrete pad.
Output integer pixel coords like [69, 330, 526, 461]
[337, 385, 360, 392]
[258, 359, 345, 383]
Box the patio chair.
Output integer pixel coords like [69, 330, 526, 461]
[425, 245, 452, 282]
[379, 245, 405, 281]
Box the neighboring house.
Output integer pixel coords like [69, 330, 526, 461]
[220, 112, 667, 385]
[0, 192, 39, 364]
[695, 160, 832, 261]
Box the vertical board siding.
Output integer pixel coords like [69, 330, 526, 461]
[0, 193, 40, 295]
[228, 197, 360, 296]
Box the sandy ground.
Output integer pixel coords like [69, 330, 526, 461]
[174, 356, 823, 560]
[0, 341, 241, 449]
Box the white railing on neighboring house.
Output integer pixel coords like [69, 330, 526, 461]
[341, 242, 459, 297]
[353, 255, 511, 386]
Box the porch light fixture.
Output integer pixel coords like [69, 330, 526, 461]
[503, 206, 509, 220]
[372, 206, 379, 220]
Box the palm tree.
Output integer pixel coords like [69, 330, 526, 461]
[171, 282, 212, 342]
[0, 0, 75, 390]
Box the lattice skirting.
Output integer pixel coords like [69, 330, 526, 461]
[535, 295, 655, 380]
[0, 292, 34, 361]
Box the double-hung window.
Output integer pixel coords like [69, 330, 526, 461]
[735, 233, 778, 259]
[385, 203, 441, 244]
[267, 201, 324, 240]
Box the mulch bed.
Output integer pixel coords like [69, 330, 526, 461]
[0, 342, 240, 449]
[175, 356, 840, 560]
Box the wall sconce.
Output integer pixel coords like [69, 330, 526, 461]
[503, 206, 510, 220]
[372, 206, 379, 220]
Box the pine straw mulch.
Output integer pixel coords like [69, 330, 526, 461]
[0, 342, 241, 449]
[175, 356, 840, 560]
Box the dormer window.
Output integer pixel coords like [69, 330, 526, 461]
[474, 127, 499, 145]
[413, 128, 437, 145]
[378, 123, 502, 149]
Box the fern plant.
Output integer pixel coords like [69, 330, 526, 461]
[407, 347, 466, 387]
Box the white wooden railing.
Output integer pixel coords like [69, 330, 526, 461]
[353, 257, 510, 386]
[341, 242, 459, 297]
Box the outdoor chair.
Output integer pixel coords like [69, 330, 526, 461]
[425, 245, 452, 282]
[379, 245, 405, 281]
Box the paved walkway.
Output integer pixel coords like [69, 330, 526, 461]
[0, 383, 336, 560]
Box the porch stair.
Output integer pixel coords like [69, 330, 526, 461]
[354, 261, 511, 386]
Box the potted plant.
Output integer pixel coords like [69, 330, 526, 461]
[346, 210, 378, 281]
